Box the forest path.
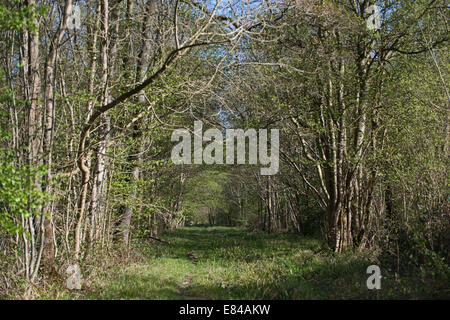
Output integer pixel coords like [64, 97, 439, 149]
[81, 227, 377, 299]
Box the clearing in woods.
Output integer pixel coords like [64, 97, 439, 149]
[68, 227, 424, 299]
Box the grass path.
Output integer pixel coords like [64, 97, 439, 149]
[75, 226, 400, 299]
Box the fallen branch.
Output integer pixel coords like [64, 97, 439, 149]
[148, 235, 173, 245]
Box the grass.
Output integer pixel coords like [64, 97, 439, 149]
[58, 226, 439, 300]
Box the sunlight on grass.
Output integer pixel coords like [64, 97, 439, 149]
[74, 226, 405, 300]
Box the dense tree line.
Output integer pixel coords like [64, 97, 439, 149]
[0, 0, 448, 298]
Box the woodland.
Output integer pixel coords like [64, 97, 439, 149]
[0, 0, 448, 299]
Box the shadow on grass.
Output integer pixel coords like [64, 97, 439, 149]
[86, 252, 382, 300]
[140, 226, 321, 264]
[89, 227, 397, 299]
